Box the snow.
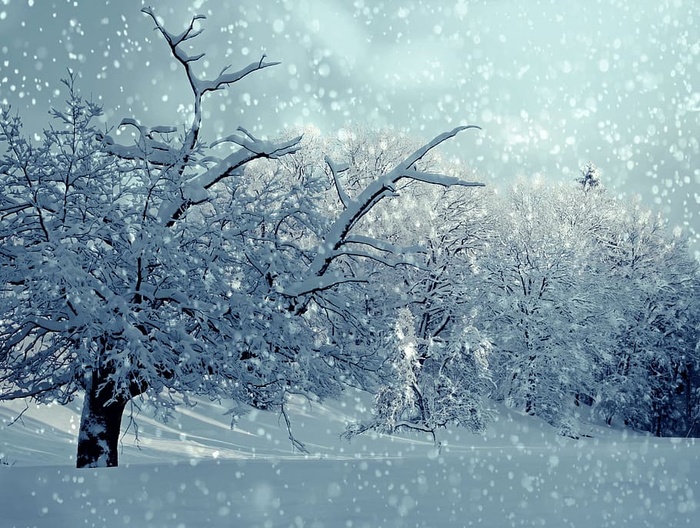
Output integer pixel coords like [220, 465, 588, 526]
[1, 395, 699, 527]
[1, 0, 699, 525]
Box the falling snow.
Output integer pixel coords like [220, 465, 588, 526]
[2, 396, 700, 527]
[1, 0, 699, 526]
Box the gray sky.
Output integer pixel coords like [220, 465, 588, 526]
[1, 0, 698, 254]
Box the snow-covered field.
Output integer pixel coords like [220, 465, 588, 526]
[1, 395, 698, 527]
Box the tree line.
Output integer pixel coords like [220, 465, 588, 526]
[304, 133, 700, 441]
[1, 9, 698, 468]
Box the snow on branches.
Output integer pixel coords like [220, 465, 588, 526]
[0, 8, 486, 467]
[285, 126, 484, 298]
[345, 309, 493, 443]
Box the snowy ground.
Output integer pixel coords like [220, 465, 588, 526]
[1, 395, 698, 528]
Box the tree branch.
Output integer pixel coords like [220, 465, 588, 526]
[343, 235, 428, 256]
[286, 126, 483, 296]
[325, 156, 352, 209]
[280, 402, 309, 454]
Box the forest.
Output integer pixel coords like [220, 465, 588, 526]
[1, 6, 699, 472]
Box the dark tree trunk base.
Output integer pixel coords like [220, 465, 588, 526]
[76, 371, 128, 468]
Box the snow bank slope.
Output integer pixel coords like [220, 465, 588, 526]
[1, 396, 699, 527]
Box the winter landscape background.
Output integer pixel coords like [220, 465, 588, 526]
[1, 0, 698, 252]
[1, 0, 700, 526]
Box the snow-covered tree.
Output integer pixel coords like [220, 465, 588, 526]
[578, 161, 601, 191]
[473, 179, 609, 434]
[464, 175, 700, 437]
[0, 9, 483, 467]
[315, 135, 496, 441]
[593, 199, 700, 435]
[345, 308, 493, 442]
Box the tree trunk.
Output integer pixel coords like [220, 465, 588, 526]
[76, 370, 128, 468]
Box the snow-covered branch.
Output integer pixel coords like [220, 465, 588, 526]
[211, 128, 302, 159]
[343, 235, 428, 256]
[0, 375, 73, 402]
[157, 131, 302, 224]
[325, 156, 352, 209]
[98, 119, 179, 166]
[286, 274, 369, 297]
[194, 59, 281, 96]
[95, 10, 303, 229]
[141, 7, 279, 154]
[142, 6, 278, 98]
[285, 126, 483, 297]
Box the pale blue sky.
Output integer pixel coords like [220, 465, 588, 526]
[1, 0, 698, 252]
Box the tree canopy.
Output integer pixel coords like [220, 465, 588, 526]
[0, 9, 483, 467]
[2, 8, 699, 471]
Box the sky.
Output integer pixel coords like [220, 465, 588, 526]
[1, 0, 699, 254]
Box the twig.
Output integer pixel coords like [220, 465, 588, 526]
[280, 402, 309, 454]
